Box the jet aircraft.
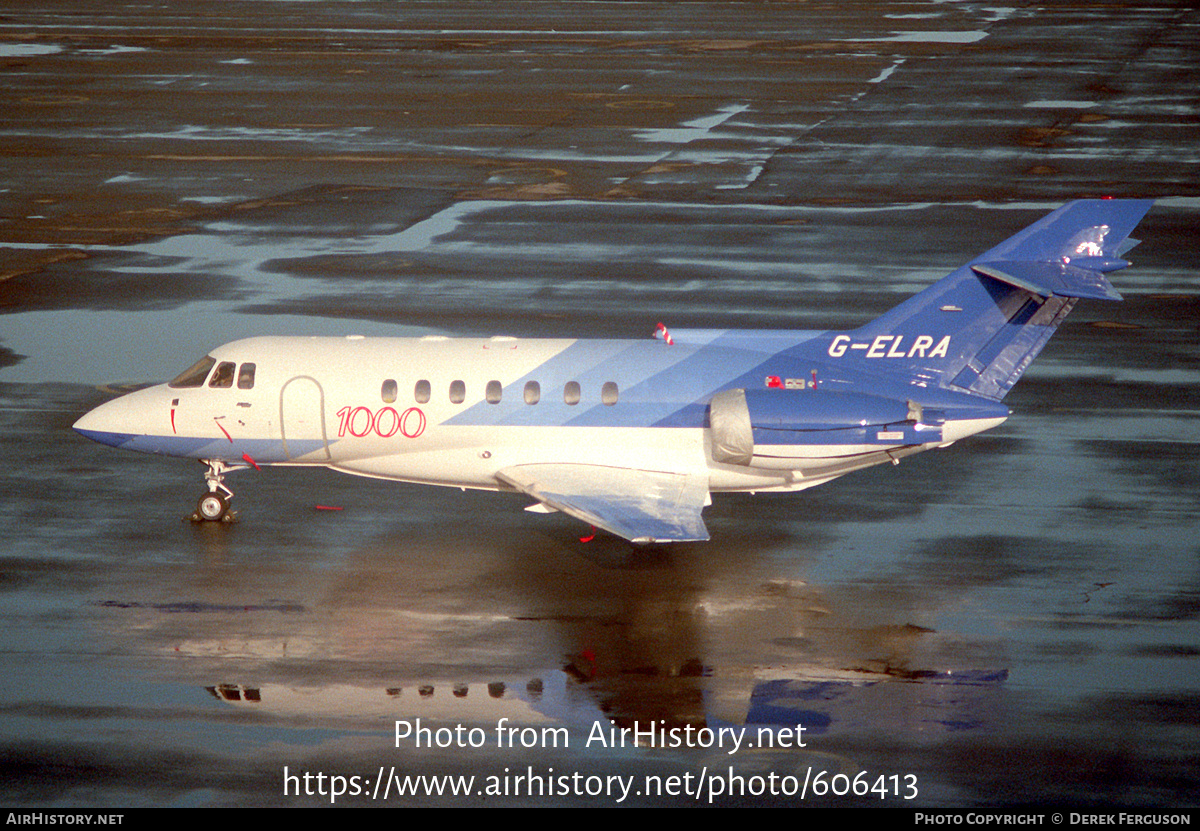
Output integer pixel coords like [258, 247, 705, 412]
[73, 199, 1153, 543]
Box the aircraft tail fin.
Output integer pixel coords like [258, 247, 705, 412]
[847, 199, 1153, 400]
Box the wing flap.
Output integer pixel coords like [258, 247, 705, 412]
[497, 464, 710, 543]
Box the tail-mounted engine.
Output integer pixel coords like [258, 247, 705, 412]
[708, 388, 946, 465]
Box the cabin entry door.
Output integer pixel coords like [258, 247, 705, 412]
[279, 376, 331, 461]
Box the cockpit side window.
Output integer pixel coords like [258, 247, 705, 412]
[168, 356, 216, 389]
[208, 361, 236, 389]
[237, 363, 256, 390]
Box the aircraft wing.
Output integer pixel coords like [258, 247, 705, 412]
[496, 464, 710, 543]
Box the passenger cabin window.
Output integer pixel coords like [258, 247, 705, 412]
[564, 381, 581, 405]
[237, 363, 256, 390]
[208, 361, 236, 389]
[485, 380, 502, 404]
[168, 356, 216, 389]
[414, 380, 430, 404]
[523, 381, 540, 405]
[449, 380, 466, 404]
[601, 381, 618, 405]
[381, 379, 397, 403]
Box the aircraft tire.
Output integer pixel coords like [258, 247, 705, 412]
[196, 492, 229, 522]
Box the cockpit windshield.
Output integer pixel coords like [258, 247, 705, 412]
[168, 356, 216, 388]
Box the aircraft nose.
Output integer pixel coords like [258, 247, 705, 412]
[73, 393, 143, 448]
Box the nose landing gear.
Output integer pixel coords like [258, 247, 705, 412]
[188, 459, 241, 523]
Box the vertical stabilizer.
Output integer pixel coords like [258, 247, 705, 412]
[846, 199, 1153, 399]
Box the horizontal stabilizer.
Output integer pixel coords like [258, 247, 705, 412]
[970, 260, 1122, 301]
[497, 464, 709, 543]
[1117, 237, 1141, 256]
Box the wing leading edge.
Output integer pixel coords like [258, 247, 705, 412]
[497, 464, 710, 543]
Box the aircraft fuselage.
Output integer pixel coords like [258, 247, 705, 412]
[75, 332, 1005, 497]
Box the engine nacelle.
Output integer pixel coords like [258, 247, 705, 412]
[708, 388, 945, 465]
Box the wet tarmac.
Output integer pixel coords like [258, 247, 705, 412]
[1, 0, 1198, 809]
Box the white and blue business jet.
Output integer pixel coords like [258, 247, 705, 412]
[74, 199, 1153, 542]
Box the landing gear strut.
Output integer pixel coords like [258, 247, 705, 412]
[188, 459, 240, 523]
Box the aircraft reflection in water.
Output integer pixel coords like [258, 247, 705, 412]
[203, 666, 1007, 742]
[73, 200, 1154, 543]
[147, 529, 1010, 743]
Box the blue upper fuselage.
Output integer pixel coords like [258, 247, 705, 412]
[443, 328, 1010, 430]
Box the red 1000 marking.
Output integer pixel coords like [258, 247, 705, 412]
[335, 406, 426, 439]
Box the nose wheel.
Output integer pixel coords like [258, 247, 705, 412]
[188, 459, 240, 523]
[195, 491, 230, 521]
